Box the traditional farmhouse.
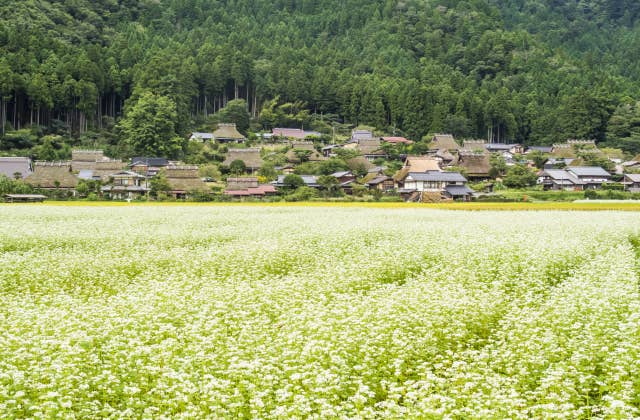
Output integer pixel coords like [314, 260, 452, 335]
[429, 134, 459, 151]
[402, 171, 473, 200]
[0, 157, 32, 179]
[538, 169, 584, 190]
[457, 151, 491, 180]
[165, 166, 210, 199]
[213, 123, 246, 143]
[223, 148, 263, 174]
[565, 166, 611, 189]
[101, 170, 149, 200]
[365, 175, 394, 192]
[381, 136, 413, 145]
[225, 177, 276, 198]
[351, 129, 374, 142]
[623, 173, 640, 192]
[272, 128, 321, 140]
[330, 171, 356, 184]
[285, 142, 325, 163]
[71, 150, 126, 180]
[394, 156, 441, 188]
[25, 162, 79, 194]
[131, 157, 170, 177]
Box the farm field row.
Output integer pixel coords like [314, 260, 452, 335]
[0, 206, 639, 418]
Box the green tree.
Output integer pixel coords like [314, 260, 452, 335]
[229, 159, 246, 175]
[118, 91, 183, 158]
[150, 169, 172, 198]
[503, 165, 538, 188]
[283, 174, 304, 190]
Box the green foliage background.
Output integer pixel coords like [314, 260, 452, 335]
[2, 0, 640, 155]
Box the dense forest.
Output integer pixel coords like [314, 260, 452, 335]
[2, 0, 640, 158]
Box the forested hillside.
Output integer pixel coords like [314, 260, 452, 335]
[2, 0, 640, 158]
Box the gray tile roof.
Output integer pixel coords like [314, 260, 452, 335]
[406, 171, 467, 182]
[0, 157, 32, 179]
[445, 185, 475, 196]
[566, 166, 611, 177]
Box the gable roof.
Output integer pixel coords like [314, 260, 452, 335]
[624, 173, 640, 183]
[365, 175, 392, 186]
[566, 166, 611, 177]
[131, 157, 169, 167]
[406, 171, 467, 182]
[445, 185, 475, 196]
[541, 169, 583, 185]
[190, 132, 214, 141]
[382, 136, 413, 144]
[457, 152, 491, 176]
[25, 162, 78, 189]
[165, 166, 209, 192]
[429, 134, 459, 151]
[0, 157, 32, 179]
[213, 123, 246, 140]
[223, 148, 264, 169]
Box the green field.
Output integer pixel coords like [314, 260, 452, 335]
[1, 206, 639, 418]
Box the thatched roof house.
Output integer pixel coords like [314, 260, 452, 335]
[461, 140, 487, 152]
[227, 177, 259, 190]
[393, 156, 441, 183]
[285, 142, 325, 163]
[429, 134, 459, 151]
[223, 148, 264, 172]
[26, 162, 79, 189]
[165, 166, 209, 197]
[457, 152, 491, 179]
[213, 123, 246, 143]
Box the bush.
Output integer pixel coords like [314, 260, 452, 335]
[584, 189, 598, 199]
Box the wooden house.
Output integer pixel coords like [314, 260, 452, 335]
[402, 171, 473, 200]
[565, 166, 611, 189]
[285, 142, 325, 163]
[189, 132, 214, 142]
[381, 136, 413, 145]
[25, 162, 79, 194]
[223, 148, 263, 174]
[365, 175, 394, 192]
[537, 169, 584, 191]
[101, 170, 149, 199]
[623, 173, 640, 192]
[393, 156, 441, 188]
[213, 123, 246, 143]
[165, 166, 210, 199]
[429, 134, 460, 151]
[457, 151, 491, 180]
[226, 177, 259, 190]
[130, 157, 169, 177]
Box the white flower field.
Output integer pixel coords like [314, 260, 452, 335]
[0, 205, 639, 418]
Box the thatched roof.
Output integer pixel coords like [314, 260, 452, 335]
[213, 123, 246, 141]
[165, 166, 209, 192]
[394, 156, 441, 182]
[429, 134, 459, 151]
[72, 150, 104, 162]
[458, 152, 491, 177]
[227, 177, 259, 190]
[223, 148, 264, 169]
[26, 162, 79, 189]
[461, 140, 487, 152]
[347, 156, 375, 172]
[285, 142, 325, 163]
[357, 138, 384, 155]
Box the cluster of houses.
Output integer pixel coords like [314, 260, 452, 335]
[0, 151, 209, 200]
[2, 128, 639, 201]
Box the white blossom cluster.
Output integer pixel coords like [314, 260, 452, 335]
[0, 206, 639, 418]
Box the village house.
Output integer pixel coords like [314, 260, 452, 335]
[165, 166, 210, 199]
[394, 156, 441, 188]
[330, 171, 356, 184]
[538, 169, 584, 190]
[402, 171, 473, 201]
[131, 157, 170, 177]
[224, 177, 277, 198]
[365, 175, 394, 192]
[429, 134, 460, 151]
[285, 142, 325, 163]
[381, 136, 413, 145]
[213, 123, 246, 143]
[565, 166, 611, 189]
[0, 156, 32, 179]
[188, 132, 214, 142]
[272, 128, 321, 141]
[101, 170, 149, 200]
[457, 151, 491, 181]
[223, 148, 264, 174]
[623, 173, 640, 192]
[351, 129, 374, 142]
[25, 162, 79, 195]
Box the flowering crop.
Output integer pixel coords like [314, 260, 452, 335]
[0, 205, 639, 418]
